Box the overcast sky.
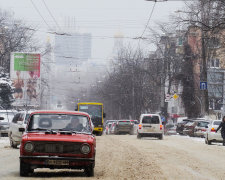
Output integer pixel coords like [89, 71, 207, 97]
[0, 0, 185, 60]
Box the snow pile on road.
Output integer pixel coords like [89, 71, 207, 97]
[0, 137, 9, 146]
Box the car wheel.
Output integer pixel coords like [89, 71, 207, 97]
[205, 136, 211, 145]
[20, 160, 33, 177]
[159, 134, 163, 140]
[9, 135, 17, 148]
[84, 164, 94, 177]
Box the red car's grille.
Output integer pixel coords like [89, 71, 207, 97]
[33, 142, 82, 154]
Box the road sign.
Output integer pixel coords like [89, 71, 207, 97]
[165, 94, 171, 102]
[200, 82, 207, 90]
[173, 93, 179, 100]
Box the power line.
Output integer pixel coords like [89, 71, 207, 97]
[30, 0, 52, 30]
[140, 2, 156, 38]
[41, 0, 61, 31]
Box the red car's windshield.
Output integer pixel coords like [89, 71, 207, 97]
[27, 114, 92, 134]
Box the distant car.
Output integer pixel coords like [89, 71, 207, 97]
[165, 124, 177, 135]
[176, 119, 194, 135]
[114, 120, 134, 135]
[183, 121, 199, 137]
[109, 122, 117, 134]
[205, 120, 223, 145]
[105, 122, 112, 135]
[194, 120, 210, 137]
[130, 120, 139, 135]
[8, 111, 33, 148]
[0, 110, 17, 136]
[104, 120, 116, 130]
[0, 121, 10, 137]
[19, 110, 96, 177]
[0, 110, 17, 123]
[137, 114, 163, 139]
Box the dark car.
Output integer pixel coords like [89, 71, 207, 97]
[176, 119, 194, 135]
[114, 120, 134, 135]
[19, 110, 96, 177]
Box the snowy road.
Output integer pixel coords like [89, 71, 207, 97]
[0, 135, 225, 180]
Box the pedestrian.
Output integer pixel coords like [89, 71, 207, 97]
[216, 116, 225, 146]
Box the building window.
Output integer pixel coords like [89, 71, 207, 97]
[210, 59, 220, 68]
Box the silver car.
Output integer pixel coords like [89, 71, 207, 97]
[8, 111, 32, 148]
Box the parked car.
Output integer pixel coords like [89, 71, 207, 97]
[0, 121, 10, 137]
[114, 120, 134, 135]
[0, 110, 17, 122]
[105, 122, 113, 135]
[104, 120, 116, 130]
[137, 114, 163, 139]
[109, 122, 117, 134]
[176, 119, 194, 135]
[0, 110, 17, 136]
[19, 110, 96, 177]
[194, 120, 210, 137]
[183, 121, 199, 137]
[165, 124, 177, 135]
[205, 120, 223, 145]
[130, 120, 139, 135]
[8, 111, 33, 148]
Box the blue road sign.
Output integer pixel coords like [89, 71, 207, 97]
[200, 82, 207, 90]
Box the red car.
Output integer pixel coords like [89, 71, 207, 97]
[19, 110, 96, 177]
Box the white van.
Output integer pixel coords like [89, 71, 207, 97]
[137, 114, 163, 139]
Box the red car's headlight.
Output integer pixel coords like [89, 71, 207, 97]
[80, 143, 91, 154]
[24, 142, 34, 152]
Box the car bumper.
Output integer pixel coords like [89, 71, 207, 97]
[20, 156, 95, 169]
[0, 129, 9, 136]
[138, 132, 163, 137]
[208, 133, 223, 142]
[93, 127, 103, 132]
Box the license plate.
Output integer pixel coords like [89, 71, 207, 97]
[46, 160, 69, 165]
[144, 127, 153, 132]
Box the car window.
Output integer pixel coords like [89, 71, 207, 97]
[142, 116, 159, 124]
[213, 121, 222, 125]
[12, 114, 20, 123]
[198, 121, 209, 127]
[186, 122, 195, 126]
[24, 114, 30, 124]
[27, 114, 92, 133]
[118, 121, 130, 124]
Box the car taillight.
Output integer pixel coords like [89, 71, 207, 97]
[138, 124, 142, 129]
[211, 128, 216, 132]
[160, 124, 163, 130]
[202, 129, 206, 132]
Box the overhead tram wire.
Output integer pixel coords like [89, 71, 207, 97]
[41, 0, 62, 31]
[138, 1, 156, 46]
[30, 0, 52, 31]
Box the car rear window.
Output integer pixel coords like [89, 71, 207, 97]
[198, 121, 209, 127]
[118, 121, 130, 124]
[213, 121, 221, 125]
[142, 116, 159, 124]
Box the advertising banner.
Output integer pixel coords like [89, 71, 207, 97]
[10, 52, 41, 107]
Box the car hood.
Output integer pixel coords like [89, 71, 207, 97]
[23, 132, 94, 143]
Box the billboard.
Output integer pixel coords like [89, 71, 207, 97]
[10, 52, 41, 107]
